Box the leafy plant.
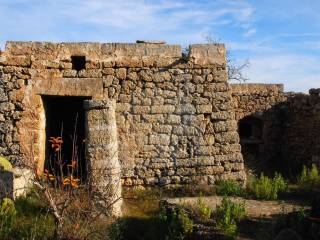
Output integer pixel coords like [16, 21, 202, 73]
[159, 205, 193, 240]
[0, 198, 17, 238]
[196, 193, 212, 222]
[216, 180, 242, 196]
[215, 197, 246, 238]
[247, 172, 287, 200]
[168, 208, 193, 240]
[298, 164, 320, 190]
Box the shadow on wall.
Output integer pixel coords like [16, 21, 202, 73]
[237, 89, 320, 179]
[238, 116, 264, 173]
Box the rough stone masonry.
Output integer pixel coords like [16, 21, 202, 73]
[0, 41, 245, 194]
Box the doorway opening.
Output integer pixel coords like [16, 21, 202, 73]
[239, 116, 263, 142]
[42, 95, 90, 181]
[238, 116, 264, 172]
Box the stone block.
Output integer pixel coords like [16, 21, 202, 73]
[151, 105, 175, 114]
[166, 115, 181, 124]
[175, 104, 196, 114]
[132, 106, 150, 114]
[149, 134, 170, 146]
[196, 104, 212, 114]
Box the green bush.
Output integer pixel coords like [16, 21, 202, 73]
[159, 206, 193, 240]
[197, 193, 212, 222]
[0, 192, 56, 240]
[168, 208, 193, 240]
[247, 172, 287, 200]
[298, 164, 320, 190]
[216, 180, 242, 196]
[215, 197, 246, 238]
[0, 198, 17, 239]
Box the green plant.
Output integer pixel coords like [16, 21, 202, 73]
[215, 197, 246, 238]
[197, 193, 212, 222]
[298, 164, 320, 190]
[0, 198, 17, 238]
[297, 207, 307, 221]
[216, 180, 242, 196]
[108, 218, 126, 240]
[168, 208, 193, 240]
[248, 172, 287, 200]
[5, 191, 56, 240]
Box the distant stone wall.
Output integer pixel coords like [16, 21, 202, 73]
[279, 89, 320, 173]
[231, 84, 320, 175]
[231, 84, 286, 120]
[230, 84, 287, 172]
[0, 41, 245, 186]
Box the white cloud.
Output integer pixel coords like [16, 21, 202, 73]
[243, 28, 256, 37]
[0, 0, 255, 49]
[244, 53, 320, 92]
[2, 0, 319, 94]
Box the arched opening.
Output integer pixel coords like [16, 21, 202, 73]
[238, 116, 264, 171]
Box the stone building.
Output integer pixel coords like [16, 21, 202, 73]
[1, 41, 320, 207]
[231, 84, 320, 177]
[0, 41, 244, 206]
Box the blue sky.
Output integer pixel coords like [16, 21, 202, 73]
[1, 0, 320, 92]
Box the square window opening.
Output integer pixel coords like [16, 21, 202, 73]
[71, 56, 86, 71]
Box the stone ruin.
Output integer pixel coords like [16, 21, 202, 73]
[0, 41, 320, 214]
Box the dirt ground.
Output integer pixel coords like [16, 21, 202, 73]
[167, 195, 305, 218]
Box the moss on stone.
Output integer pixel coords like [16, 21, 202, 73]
[0, 156, 12, 171]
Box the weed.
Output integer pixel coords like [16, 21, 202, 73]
[215, 197, 246, 238]
[298, 164, 320, 190]
[168, 208, 193, 240]
[0, 192, 56, 240]
[247, 172, 287, 200]
[196, 193, 212, 222]
[216, 180, 242, 197]
[108, 218, 126, 240]
[0, 198, 17, 239]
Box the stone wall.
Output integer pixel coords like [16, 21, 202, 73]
[230, 84, 287, 173]
[279, 89, 320, 174]
[231, 84, 286, 120]
[231, 84, 320, 176]
[0, 41, 245, 186]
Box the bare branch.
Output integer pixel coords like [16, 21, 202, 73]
[205, 35, 250, 83]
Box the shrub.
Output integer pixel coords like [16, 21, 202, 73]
[0, 198, 17, 239]
[14, 193, 56, 240]
[215, 197, 246, 238]
[248, 172, 287, 200]
[196, 193, 212, 222]
[159, 205, 193, 240]
[168, 208, 193, 240]
[216, 180, 242, 196]
[298, 164, 320, 190]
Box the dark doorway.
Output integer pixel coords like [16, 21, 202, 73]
[42, 96, 90, 181]
[238, 116, 264, 172]
[239, 116, 263, 141]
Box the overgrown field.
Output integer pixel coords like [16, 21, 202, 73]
[1, 166, 320, 239]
